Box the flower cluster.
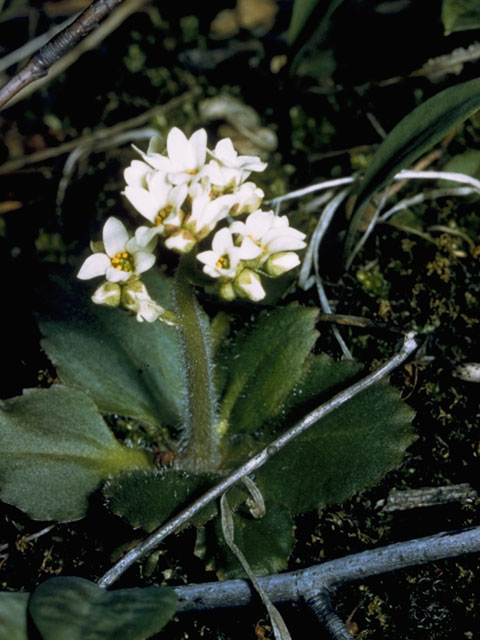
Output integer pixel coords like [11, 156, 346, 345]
[78, 127, 306, 319]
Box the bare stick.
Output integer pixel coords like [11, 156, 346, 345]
[172, 526, 480, 611]
[98, 331, 418, 588]
[0, 0, 125, 109]
[307, 589, 354, 640]
[0, 87, 200, 175]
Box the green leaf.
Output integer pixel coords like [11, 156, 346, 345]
[28, 577, 177, 640]
[0, 386, 152, 521]
[218, 306, 318, 436]
[104, 469, 220, 531]
[214, 502, 295, 580]
[37, 270, 185, 429]
[279, 353, 362, 419]
[438, 149, 480, 187]
[287, 0, 320, 46]
[346, 78, 480, 256]
[0, 592, 29, 640]
[287, 0, 344, 47]
[257, 379, 415, 515]
[442, 0, 480, 35]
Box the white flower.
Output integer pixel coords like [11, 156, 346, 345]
[203, 159, 243, 192]
[231, 209, 306, 263]
[230, 182, 264, 215]
[234, 268, 266, 301]
[210, 138, 267, 176]
[133, 183, 188, 246]
[77, 217, 156, 283]
[196, 227, 242, 280]
[136, 128, 208, 185]
[124, 159, 171, 221]
[185, 188, 236, 240]
[121, 280, 168, 323]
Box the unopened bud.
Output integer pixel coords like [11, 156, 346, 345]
[92, 281, 121, 307]
[265, 251, 300, 276]
[165, 229, 196, 254]
[234, 269, 266, 301]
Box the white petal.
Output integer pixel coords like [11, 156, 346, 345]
[103, 217, 129, 257]
[215, 138, 237, 164]
[230, 220, 246, 236]
[245, 210, 275, 238]
[267, 235, 306, 253]
[139, 150, 172, 173]
[135, 251, 156, 274]
[77, 253, 110, 280]
[212, 227, 234, 253]
[190, 128, 207, 167]
[236, 155, 267, 172]
[167, 127, 196, 171]
[105, 266, 133, 283]
[124, 186, 158, 222]
[147, 170, 170, 198]
[124, 160, 151, 187]
[171, 183, 188, 208]
[238, 236, 263, 260]
[135, 225, 162, 247]
[196, 249, 217, 267]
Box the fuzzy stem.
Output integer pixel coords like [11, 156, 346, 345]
[173, 254, 219, 473]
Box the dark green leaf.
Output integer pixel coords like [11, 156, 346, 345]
[28, 577, 177, 640]
[0, 386, 152, 521]
[287, 0, 344, 47]
[257, 379, 415, 514]
[37, 270, 185, 429]
[104, 469, 220, 531]
[442, 0, 480, 34]
[280, 353, 362, 419]
[0, 592, 29, 640]
[288, 0, 320, 46]
[346, 78, 480, 256]
[214, 502, 295, 580]
[218, 306, 318, 435]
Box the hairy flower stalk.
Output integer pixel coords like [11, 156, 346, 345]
[173, 255, 219, 473]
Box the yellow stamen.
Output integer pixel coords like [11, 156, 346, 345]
[215, 254, 230, 270]
[111, 251, 134, 272]
[155, 204, 173, 227]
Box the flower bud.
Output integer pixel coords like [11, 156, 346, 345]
[218, 281, 236, 301]
[234, 268, 266, 302]
[264, 251, 301, 276]
[164, 229, 196, 254]
[121, 280, 165, 323]
[91, 282, 121, 307]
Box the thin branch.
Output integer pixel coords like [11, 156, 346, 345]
[307, 589, 354, 640]
[172, 526, 480, 611]
[0, 88, 200, 175]
[0, 0, 146, 110]
[98, 332, 418, 588]
[0, 13, 78, 74]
